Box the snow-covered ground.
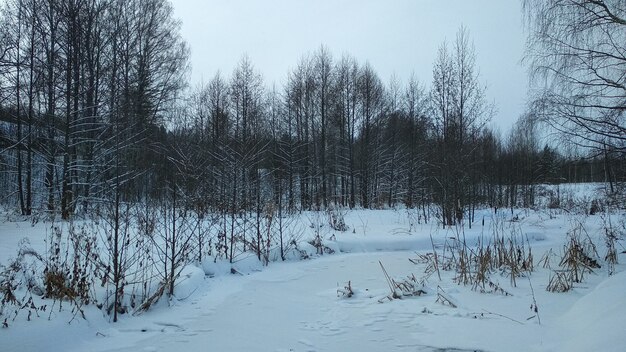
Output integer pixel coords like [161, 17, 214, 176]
[1, 193, 625, 351]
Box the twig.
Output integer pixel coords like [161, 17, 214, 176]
[527, 275, 541, 325]
[379, 261, 399, 298]
[481, 309, 524, 325]
[435, 286, 457, 308]
[429, 233, 442, 281]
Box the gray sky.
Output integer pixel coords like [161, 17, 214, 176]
[170, 0, 528, 132]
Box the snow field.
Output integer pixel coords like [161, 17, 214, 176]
[1, 196, 625, 351]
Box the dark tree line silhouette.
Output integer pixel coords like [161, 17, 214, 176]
[0, 0, 623, 227]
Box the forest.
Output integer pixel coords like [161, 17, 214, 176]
[0, 0, 622, 220]
[0, 0, 625, 329]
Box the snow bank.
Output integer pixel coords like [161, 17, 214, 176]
[335, 236, 432, 253]
[201, 255, 264, 277]
[558, 270, 626, 352]
[1, 198, 624, 352]
[173, 265, 205, 300]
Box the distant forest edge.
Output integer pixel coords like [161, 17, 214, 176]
[0, 0, 624, 224]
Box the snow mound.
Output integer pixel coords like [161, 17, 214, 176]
[559, 271, 626, 351]
[173, 265, 205, 300]
[201, 259, 235, 277]
[202, 255, 264, 277]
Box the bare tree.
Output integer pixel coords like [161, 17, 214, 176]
[356, 63, 384, 208]
[285, 56, 315, 209]
[430, 40, 457, 225]
[313, 46, 334, 207]
[430, 27, 492, 226]
[334, 55, 360, 208]
[404, 74, 429, 210]
[523, 0, 626, 153]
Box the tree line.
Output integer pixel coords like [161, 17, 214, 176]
[0, 0, 188, 218]
[0, 0, 623, 227]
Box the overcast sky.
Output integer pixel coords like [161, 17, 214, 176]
[170, 0, 528, 132]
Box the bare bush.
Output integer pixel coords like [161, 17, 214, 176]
[559, 225, 600, 284]
[327, 206, 348, 232]
[546, 219, 601, 293]
[546, 271, 572, 293]
[378, 261, 426, 303]
[436, 219, 534, 291]
[602, 215, 619, 276]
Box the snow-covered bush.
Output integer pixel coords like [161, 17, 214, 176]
[327, 206, 348, 232]
[0, 240, 45, 327]
[337, 281, 354, 298]
[308, 234, 336, 255]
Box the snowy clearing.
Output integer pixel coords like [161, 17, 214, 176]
[1, 204, 626, 352]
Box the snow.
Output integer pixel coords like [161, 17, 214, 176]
[557, 270, 626, 352]
[1, 193, 625, 351]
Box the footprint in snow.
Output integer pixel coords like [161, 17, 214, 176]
[298, 339, 315, 347]
[320, 327, 345, 336]
[298, 339, 317, 351]
[361, 315, 387, 327]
